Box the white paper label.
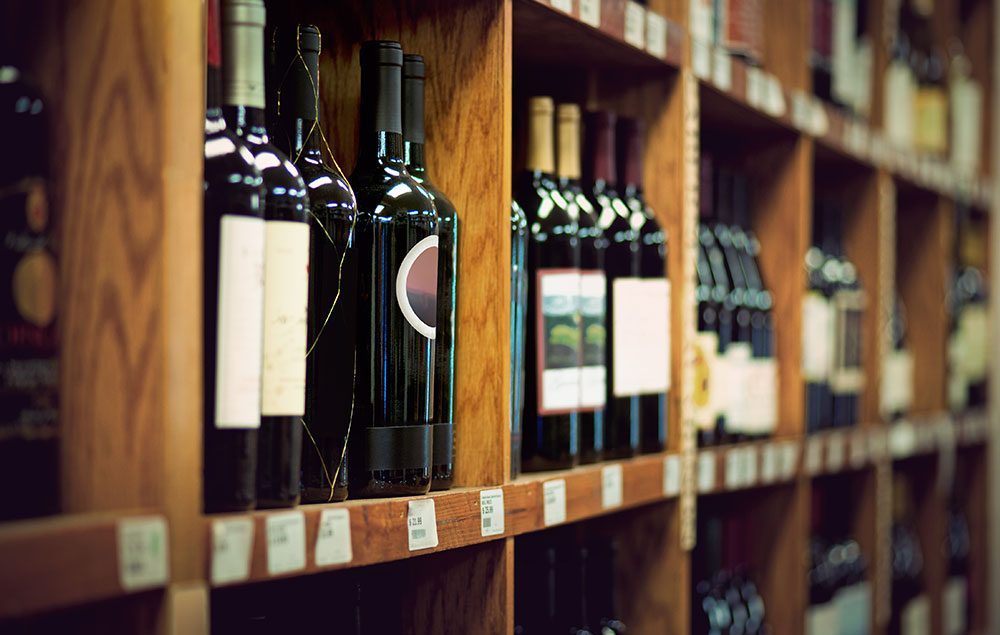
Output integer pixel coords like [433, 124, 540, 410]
[624, 1, 646, 48]
[849, 432, 868, 468]
[802, 292, 832, 381]
[266, 511, 306, 575]
[211, 518, 254, 585]
[881, 349, 915, 416]
[745, 447, 758, 485]
[646, 12, 667, 59]
[835, 581, 871, 635]
[538, 270, 582, 413]
[890, 421, 917, 458]
[215, 215, 265, 428]
[806, 437, 823, 475]
[827, 433, 845, 473]
[901, 594, 931, 635]
[480, 488, 505, 537]
[118, 517, 169, 591]
[693, 41, 712, 79]
[723, 343, 752, 434]
[579, 0, 601, 26]
[885, 61, 915, 148]
[580, 271, 608, 408]
[407, 499, 439, 551]
[601, 464, 624, 508]
[261, 221, 310, 416]
[725, 448, 744, 490]
[663, 455, 681, 496]
[551, 0, 573, 13]
[805, 601, 840, 635]
[689, 0, 713, 41]
[746, 66, 765, 108]
[780, 440, 800, 479]
[761, 443, 778, 483]
[396, 234, 438, 340]
[943, 576, 968, 635]
[950, 75, 983, 174]
[744, 357, 777, 435]
[712, 49, 733, 91]
[764, 74, 786, 117]
[612, 278, 670, 396]
[315, 508, 353, 566]
[958, 304, 988, 382]
[543, 479, 567, 526]
[830, 0, 857, 106]
[693, 331, 719, 430]
[697, 452, 717, 492]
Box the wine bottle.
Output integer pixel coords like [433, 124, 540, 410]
[349, 41, 437, 497]
[558, 104, 606, 465]
[811, 0, 834, 103]
[583, 111, 638, 460]
[204, 0, 266, 513]
[943, 506, 971, 635]
[403, 54, 457, 491]
[889, 475, 927, 635]
[948, 205, 988, 412]
[618, 117, 669, 454]
[223, 0, 310, 509]
[517, 97, 580, 472]
[805, 201, 833, 434]
[0, 42, 59, 520]
[826, 207, 864, 429]
[272, 24, 356, 503]
[511, 200, 528, 478]
[881, 294, 913, 421]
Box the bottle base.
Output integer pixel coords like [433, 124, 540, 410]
[301, 485, 349, 504]
[520, 455, 578, 473]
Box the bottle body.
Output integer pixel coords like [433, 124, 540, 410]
[510, 201, 529, 478]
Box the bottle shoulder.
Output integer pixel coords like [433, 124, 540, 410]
[350, 165, 438, 222]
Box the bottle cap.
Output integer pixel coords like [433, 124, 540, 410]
[361, 40, 403, 67]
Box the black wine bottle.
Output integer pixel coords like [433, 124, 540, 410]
[272, 24, 356, 503]
[403, 54, 457, 491]
[804, 200, 833, 434]
[349, 41, 437, 497]
[583, 111, 639, 460]
[618, 117, 669, 454]
[558, 104, 606, 465]
[204, 0, 266, 513]
[517, 97, 580, 472]
[0, 41, 59, 520]
[223, 0, 310, 509]
[511, 200, 528, 478]
[825, 206, 864, 429]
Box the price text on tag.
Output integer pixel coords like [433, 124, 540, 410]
[663, 455, 681, 496]
[315, 508, 353, 567]
[480, 488, 505, 537]
[407, 498, 440, 551]
[211, 517, 254, 585]
[266, 511, 306, 576]
[118, 516, 170, 591]
[601, 464, 624, 508]
[543, 479, 567, 526]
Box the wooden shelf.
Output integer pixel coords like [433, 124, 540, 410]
[0, 511, 169, 619]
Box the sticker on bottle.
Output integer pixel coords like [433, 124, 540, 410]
[692, 331, 719, 432]
[543, 479, 567, 526]
[645, 11, 667, 59]
[396, 234, 438, 340]
[315, 508, 353, 567]
[118, 516, 170, 591]
[624, 1, 646, 48]
[261, 220, 310, 416]
[697, 451, 716, 493]
[211, 517, 254, 585]
[407, 498, 439, 551]
[266, 511, 306, 576]
[215, 215, 265, 429]
[601, 464, 624, 509]
[480, 488, 505, 537]
[579, 0, 600, 26]
[537, 269, 582, 414]
[580, 271, 607, 409]
[712, 48, 733, 92]
[612, 278, 670, 397]
[663, 455, 680, 496]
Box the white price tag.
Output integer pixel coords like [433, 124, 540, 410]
[780, 441, 800, 480]
[118, 516, 169, 591]
[479, 488, 505, 537]
[579, 0, 601, 27]
[601, 464, 624, 509]
[693, 41, 711, 79]
[712, 49, 732, 92]
[792, 91, 811, 131]
[663, 455, 681, 496]
[265, 511, 306, 576]
[407, 499, 439, 551]
[890, 421, 917, 458]
[805, 437, 823, 475]
[764, 74, 786, 117]
[697, 452, 717, 493]
[624, 1, 646, 48]
[725, 449, 743, 490]
[746, 67, 765, 109]
[827, 433, 845, 473]
[810, 97, 830, 136]
[543, 479, 567, 526]
[315, 508, 353, 567]
[551, 0, 573, 13]
[761, 444, 778, 483]
[211, 517, 254, 585]
[745, 447, 758, 485]
[645, 12, 667, 59]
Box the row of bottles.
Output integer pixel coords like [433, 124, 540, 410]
[203, 0, 459, 511]
[688, 0, 765, 65]
[803, 196, 866, 433]
[947, 205, 989, 414]
[694, 155, 777, 446]
[810, 0, 873, 119]
[512, 98, 670, 475]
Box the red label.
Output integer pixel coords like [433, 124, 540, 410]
[207, 0, 221, 67]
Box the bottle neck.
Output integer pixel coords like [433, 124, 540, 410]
[403, 68, 429, 178]
[225, 104, 268, 139]
[205, 0, 224, 121]
[556, 115, 581, 181]
[619, 125, 644, 189]
[358, 61, 404, 165]
[526, 108, 554, 174]
[584, 118, 615, 185]
[405, 141, 429, 180]
[279, 32, 323, 158]
[221, 2, 266, 114]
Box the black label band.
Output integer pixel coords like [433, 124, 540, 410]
[367, 424, 433, 471]
[432, 422, 454, 466]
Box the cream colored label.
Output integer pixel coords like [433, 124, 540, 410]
[958, 304, 988, 382]
[624, 1, 646, 48]
[881, 349, 914, 415]
[885, 62, 915, 147]
[211, 518, 254, 585]
[266, 511, 306, 575]
[261, 221, 310, 416]
[692, 331, 718, 430]
[407, 499, 440, 551]
[315, 508, 353, 566]
[802, 292, 831, 381]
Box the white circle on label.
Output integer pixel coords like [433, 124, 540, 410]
[396, 234, 438, 340]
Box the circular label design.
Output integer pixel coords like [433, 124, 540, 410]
[13, 249, 57, 327]
[396, 234, 438, 340]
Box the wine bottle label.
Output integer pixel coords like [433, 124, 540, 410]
[948, 332, 969, 411]
[915, 87, 948, 155]
[689, 0, 713, 42]
[723, 342, 752, 433]
[580, 271, 607, 409]
[802, 291, 832, 381]
[744, 357, 777, 435]
[852, 37, 873, 117]
[215, 215, 265, 429]
[804, 601, 840, 635]
[692, 331, 719, 431]
[834, 581, 871, 635]
[950, 76, 982, 173]
[611, 278, 670, 397]
[396, 234, 439, 340]
[957, 304, 988, 382]
[260, 220, 310, 416]
[0, 178, 58, 434]
[829, 289, 865, 395]
[536, 269, 581, 414]
[943, 576, 968, 635]
[901, 594, 931, 635]
[881, 349, 914, 416]
[885, 62, 915, 147]
[830, 0, 857, 106]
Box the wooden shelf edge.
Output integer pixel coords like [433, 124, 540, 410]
[0, 510, 169, 619]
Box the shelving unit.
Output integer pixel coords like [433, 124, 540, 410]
[0, 0, 995, 632]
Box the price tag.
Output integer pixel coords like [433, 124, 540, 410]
[579, 0, 600, 27]
[118, 516, 169, 591]
[827, 433, 845, 473]
[761, 444, 778, 483]
[543, 479, 567, 526]
[745, 67, 765, 109]
[407, 498, 439, 551]
[315, 508, 352, 567]
[697, 451, 717, 493]
[479, 488, 505, 537]
[211, 517, 254, 585]
[890, 421, 916, 458]
[780, 441, 800, 480]
[601, 464, 624, 508]
[810, 97, 829, 136]
[764, 74, 786, 117]
[624, 1, 646, 48]
[849, 432, 868, 468]
[266, 511, 306, 576]
[712, 49, 732, 92]
[725, 449, 743, 490]
[693, 41, 711, 79]
[744, 447, 758, 485]
[791, 91, 811, 131]
[805, 437, 823, 475]
[550, 0, 573, 13]
[645, 12, 667, 59]
[936, 422, 957, 495]
[663, 455, 681, 496]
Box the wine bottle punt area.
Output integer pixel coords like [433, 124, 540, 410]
[348, 40, 437, 497]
